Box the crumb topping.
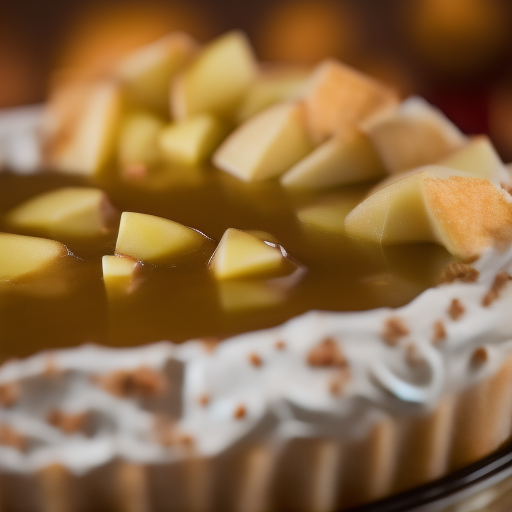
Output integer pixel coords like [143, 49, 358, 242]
[47, 409, 88, 434]
[274, 340, 286, 350]
[202, 337, 223, 353]
[448, 299, 465, 320]
[248, 353, 263, 367]
[404, 344, 423, 367]
[482, 271, 512, 307]
[382, 317, 409, 346]
[329, 369, 351, 396]
[44, 356, 60, 377]
[198, 394, 210, 407]
[154, 418, 194, 448]
[471, 347, 489, 366]
[233, 404, 246, 420]
[307, 337, 348, 367]
[0, 382, 20, 408]
[432, 320, 447, 345]
[438, 262, 479, 284]
[0, 425, 26, 451]
[96, 366, 167, 398]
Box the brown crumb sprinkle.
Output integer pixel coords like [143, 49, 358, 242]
[404, 344, 424, 367]
[248, 353, 263, 367]
[43, 356, 60, 377]
[448, 299, 465, 321]
[201, 337, 223, 353]
[154, 418, 194, 448]
[0, 425, 26, 451]
[482, 271, 512, 307]
[382, 317, 409, 346]
[307, 337, 348, 367]
[471, 347, 489, 366]
[233, 404, 246, 420]
[96, 366, 167, 398]
[47, 410, 88, 435]
[438, 263, 480, 284]
[329, 369, 351, 396]
[275, 340, 286, 351]
[198, 394, 210, 407]
[0, 382, 20, 408]
[432, 321, 447, 345]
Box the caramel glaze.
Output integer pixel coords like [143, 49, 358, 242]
[0, 165, 452, 360]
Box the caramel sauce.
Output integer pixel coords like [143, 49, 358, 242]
[0, 166, 452, 360]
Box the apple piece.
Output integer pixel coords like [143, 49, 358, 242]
[213, 102, 314, 182]
[158, 115, 227, 166]
[244, 230, 280, 245]
[361, 96, 467, 174]
[114, 32, 198, 114]
[0, 233, 69, 281]
[6, 187, 118, 237]
[236, 66, 310, 123]
[171, 31, 258, 120]
[438, 135, 509, 184]
[281, 130, 386, 189]
[297, 195, 361, 234]
[209, 228, 285, 280]
[344, 166, 512, 259]
[102, 255, 141, 297]
[46, 81, 122, 177]
[303, 59, 399, 143]
[118, 111, 165, 168]
[115, 212, 210, 265]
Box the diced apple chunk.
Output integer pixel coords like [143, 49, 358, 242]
[297, 195, 361, 234]
[281, 130, 386, 189]
[438, 135, 509, 184]
[244, 230, 280, 245]
[118, 111, 165, 168]
[171, 31, 258, 120]
[303, 59, 399, 142]
[209, 228, 285, 280]
[236, 66, 310, 122]
[114, 32, 198, 114]
[102, 255, 141, 296]
[0, 233, 69, 281]
[361, 96, 467, 174]
[115, 212, 210, 265]
[159, 115, 227, 166]
[6, 187, 117, 237]
[344, 166, 512, 259]
[213, 102, 314, 182]
[46, 81, 122, 177]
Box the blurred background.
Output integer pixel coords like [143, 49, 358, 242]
[2, 0, 512, 158]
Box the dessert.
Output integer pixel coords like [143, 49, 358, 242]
[1, 30, 512, 512]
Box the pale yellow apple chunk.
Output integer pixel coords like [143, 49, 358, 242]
[213, 102, 314, 182]
[438, 135, 509, 184]
[114, 32, 198, 114]
[46, 81, 122, 177]
[297, 195, 361, 234]
[115, 212, 210, 265]
[6, 187, 117, 237]
[218, 280, 287, 312]
[118, 111, 165, 168]
[344, 167, 512, 259]
[361, 96, 467, 174]
[0, 233, 69, 281]
[102, 255, 141, 296]
[159, 115, 227, 166]
[303, 59, 399, 143]
[171, 31, 258, 120]
[281, 130, 386, 189]
[236, 66, 310, 122]
[209, 228, 285, 280]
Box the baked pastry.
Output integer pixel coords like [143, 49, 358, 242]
[1, 31, 512, 512]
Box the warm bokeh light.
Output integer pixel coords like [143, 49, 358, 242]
[257, 0, 359, 65]
[406, 0, 507, 74]
[54, 2, 215, 77]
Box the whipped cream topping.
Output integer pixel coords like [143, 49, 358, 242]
[1, 107, 512, 475]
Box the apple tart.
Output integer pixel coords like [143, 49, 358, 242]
[1, 30, 512, 512]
